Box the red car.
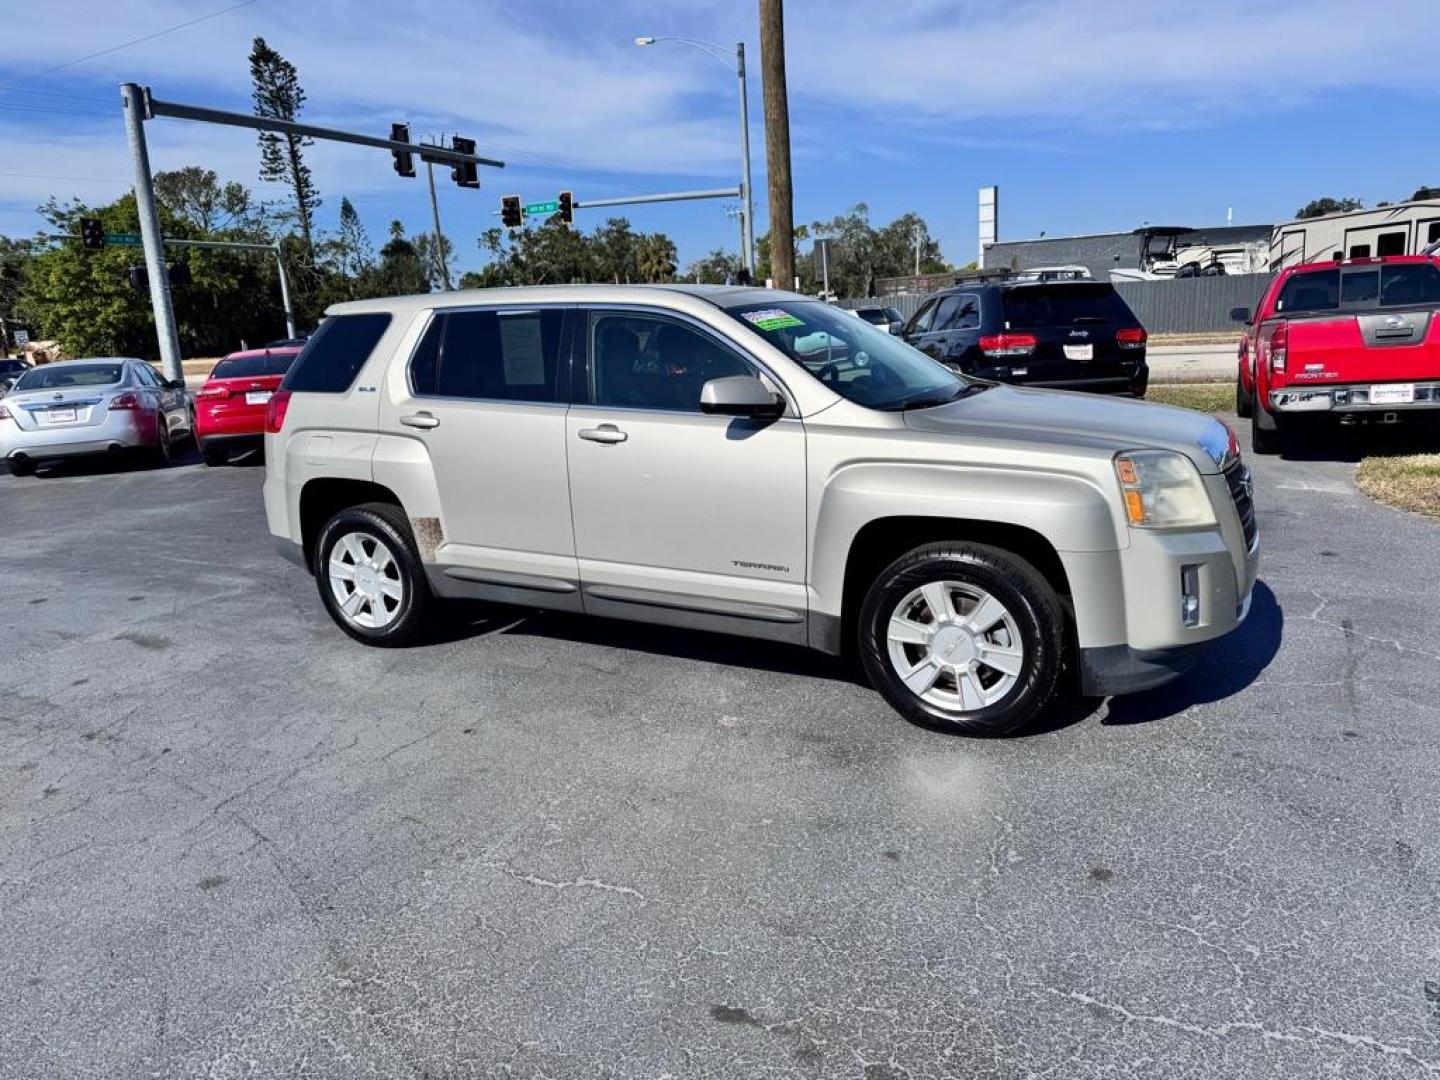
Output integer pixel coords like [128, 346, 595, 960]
[1234, 255, 1440, 454]
[194, 347, 301, 465]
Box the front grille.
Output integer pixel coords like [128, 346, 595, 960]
[1224, 458, 1258, 550]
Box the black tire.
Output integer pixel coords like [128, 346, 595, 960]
[1235, 379, 1253, 419]
[1250, 412, 1282, 455]
[313, 502, 431, 647]
[200, 442, 227, 467]
[148, 417, 173, 467]
[858, 542, 1066, 737]
[7, 458, 35, 477]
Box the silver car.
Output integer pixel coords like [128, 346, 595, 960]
[0, 357, 193, 475]
[264, 285, 1257, 737]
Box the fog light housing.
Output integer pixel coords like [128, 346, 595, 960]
[1181, 564, 1201, 627]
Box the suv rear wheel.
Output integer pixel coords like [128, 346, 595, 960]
[858, 542, 1065, 736]
[314, 502, 431, 646]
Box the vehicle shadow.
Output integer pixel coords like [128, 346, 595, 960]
[1100, 579, 1284, 726]
[12, 441, 202, 479]
[429, 600, 859, 682]
[1278, 424, 1438, 464]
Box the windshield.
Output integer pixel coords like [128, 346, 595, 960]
[726, 300, 967, 410]
[14, 363, 124, 391]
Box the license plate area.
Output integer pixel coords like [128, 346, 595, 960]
[1063, 344, 1093, 361]
[1370, 383, 1414, 405]
[43, 407, 78, 424]
[245, 391, 272, 406]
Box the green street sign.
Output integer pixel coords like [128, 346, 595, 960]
[107, 233, 142, 247]
[523, 200, 559, 216]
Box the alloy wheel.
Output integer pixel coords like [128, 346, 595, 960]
[328, 531, 405, 629]
[884, 580, 1025, 714]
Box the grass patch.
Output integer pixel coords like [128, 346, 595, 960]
[1355, 454, 1440, 520]
[1144, 382, 1233, 415]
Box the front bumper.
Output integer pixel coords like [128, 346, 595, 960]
[1270, 380, 1440, 413]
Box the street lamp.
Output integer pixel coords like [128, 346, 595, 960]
[636, 35, 755, 274]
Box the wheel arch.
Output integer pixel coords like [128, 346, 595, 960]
[299, 478, 405, 571]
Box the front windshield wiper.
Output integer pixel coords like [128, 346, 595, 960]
[888, 383, 992, 411]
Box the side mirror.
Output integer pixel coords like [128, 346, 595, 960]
[888, 322, 904, 335]
[700, 375, 785, 418]
[1229, 307, 1251, 324]
[166, 378, 186, 390]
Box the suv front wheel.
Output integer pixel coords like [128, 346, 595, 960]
[314, 502, 431, 646]
[858, 542, 1066, 736]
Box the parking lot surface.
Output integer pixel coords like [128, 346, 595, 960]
[2, 429, 1439, 1079]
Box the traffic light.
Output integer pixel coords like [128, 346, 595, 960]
[501, 195, 522, 229]
[80, 217, 105, 250]
[127, 266, 148, 292]
[450, 135, 479, 188]
[168, 261, 192, 287]
[390, 123, 415, 177]
[558, 190, 574, 226]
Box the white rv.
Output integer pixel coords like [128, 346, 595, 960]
[1271, 200, 1440, 269]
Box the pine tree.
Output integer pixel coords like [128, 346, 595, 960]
[249, 37, 320, 263]
[335, 197, 373, 279]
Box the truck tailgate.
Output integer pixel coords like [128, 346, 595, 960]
[1285, 309, 1440, 383]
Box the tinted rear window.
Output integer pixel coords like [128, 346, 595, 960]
[409, 308, 565, 402]
[282, 313, 391, 393]
[15, 363, 123, 390]
[1000, 284, 1136, 328]
[211, 352, 296, 380]
[1277, 264, 1440, 313]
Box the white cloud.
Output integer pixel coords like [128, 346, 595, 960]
[782, 0, 1440, 125]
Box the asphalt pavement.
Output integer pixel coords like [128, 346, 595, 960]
[1148, 343, 1238, 382]
[2, 426, 1438, 1079]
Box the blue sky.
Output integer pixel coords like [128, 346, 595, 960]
[2, 0, 1438, 277]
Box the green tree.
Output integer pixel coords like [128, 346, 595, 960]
[685, 248, 745, 284]
[413, 230, 454, 292]
[370, 220, 430, 296]
[1295, 196, 1364, 219]
[249, 37, 319, 263]
[154, 167, 265, 236]
[0, 236, 32, 350]
[325, 196, 373, 284]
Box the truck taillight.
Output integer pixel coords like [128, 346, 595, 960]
[265, 389, 292, 433]
[1269, 323, 1288, 372]
[1116, 327, 1147, 349]
[979, 333, 1037, 357]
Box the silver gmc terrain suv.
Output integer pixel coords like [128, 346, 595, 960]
[264, 285, 1258, 735]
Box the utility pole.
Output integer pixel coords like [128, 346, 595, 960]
[913, 224, 923, 276]
[735, 42, 755, 272]
[758, 0, 793, 290]
[121, 83, 183, 384]
[424, 153, 453, 290]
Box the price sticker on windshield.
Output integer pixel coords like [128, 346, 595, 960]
[742, 309, 805, 331]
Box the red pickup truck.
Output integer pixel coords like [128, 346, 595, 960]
[1234, 255, 1440, 453]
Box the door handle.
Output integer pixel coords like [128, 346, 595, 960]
[400, 412, 440, 430]
[578, 423, 628, 445]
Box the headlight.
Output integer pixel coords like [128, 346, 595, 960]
[1114, 450, 1216, 528]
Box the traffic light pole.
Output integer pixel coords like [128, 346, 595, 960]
[424, 159, 453, 290]
[573, 187, 741, 210]
[120, 83, 502, 373]
[122, 83, 183, 384]
[163, 238, 297, 339]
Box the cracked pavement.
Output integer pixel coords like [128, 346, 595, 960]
[2, 426, 1439, 1078]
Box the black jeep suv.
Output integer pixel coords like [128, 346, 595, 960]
[902, 279, 1148, 396]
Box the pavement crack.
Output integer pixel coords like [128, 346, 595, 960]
[485, 862, 648, 904]
[1050, 989, 1440, 1072]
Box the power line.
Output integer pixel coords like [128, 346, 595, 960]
[0, 87, 109, 105]
[30, 0, 261, 78]
[0, 101, 108, 118]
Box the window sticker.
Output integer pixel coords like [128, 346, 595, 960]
[741, 309, 806, 331]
